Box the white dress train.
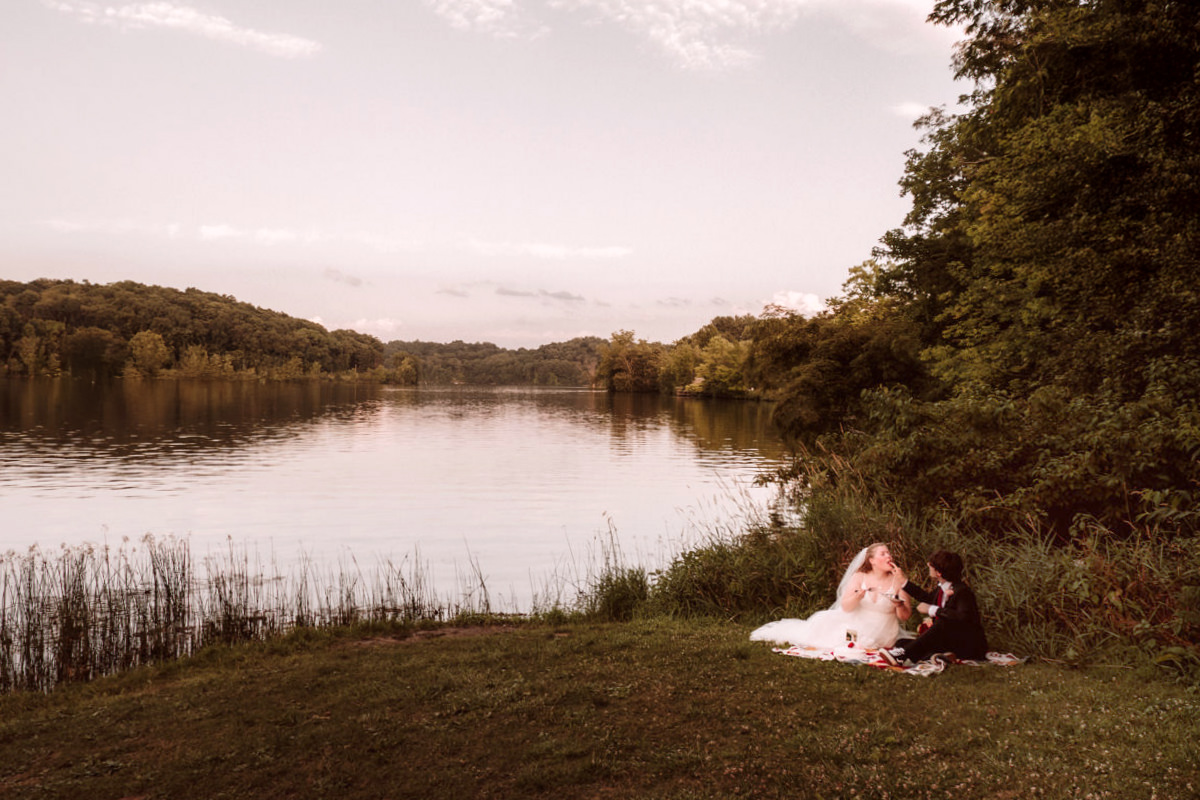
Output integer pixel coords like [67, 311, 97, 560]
[750, 549, 907, 651]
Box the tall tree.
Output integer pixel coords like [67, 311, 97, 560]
[129, 330, 172, 376]
[596, 331, 663, 393]
[810, 0, 1200, 535]
[884, 0, 1200, 399]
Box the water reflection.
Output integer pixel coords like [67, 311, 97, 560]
[2, 378, 788, 608]
[1, 379, 784, 464]
[0, 378, 383, 455]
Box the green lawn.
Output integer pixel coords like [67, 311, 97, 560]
[1, 619, 1195, 799]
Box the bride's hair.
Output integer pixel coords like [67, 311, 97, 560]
[858, 542, 889, 572]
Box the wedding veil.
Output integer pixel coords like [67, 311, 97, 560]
[831, 547, 869, 611]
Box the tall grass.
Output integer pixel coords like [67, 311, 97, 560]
[524, 518, 648, 623]
[0, 536, 495, 693]
[966, 517, 1200, 669]
[647, 479, 1200, 677]
[647, 485, 893, 621]
[7, 487, 1198, 694]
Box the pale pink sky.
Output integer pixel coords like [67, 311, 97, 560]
[3, 0, 964, 347]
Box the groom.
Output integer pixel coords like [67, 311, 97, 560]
[881, 550, 988, 666]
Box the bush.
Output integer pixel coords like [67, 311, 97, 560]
[648, 479, 1200, 675]
[647, 498, 893, 622]
[586, 567, 649, 622]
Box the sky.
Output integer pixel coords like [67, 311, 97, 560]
[3, 0, 966, 349]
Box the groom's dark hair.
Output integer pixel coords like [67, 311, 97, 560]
[928, 551, 964, 583]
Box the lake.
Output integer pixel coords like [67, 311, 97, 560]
[0, 378, 790, 610]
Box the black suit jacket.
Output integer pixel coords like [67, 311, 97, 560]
[901, 579, 988, 661]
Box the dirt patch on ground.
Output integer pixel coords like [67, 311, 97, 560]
[350, 625, 520, 647]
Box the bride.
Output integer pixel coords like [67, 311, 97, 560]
[750, 543, 912, 651]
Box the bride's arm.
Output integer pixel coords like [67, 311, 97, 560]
[893, 574, 913, 620]
[840, 573, 866, 611]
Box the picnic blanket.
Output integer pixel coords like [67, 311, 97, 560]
[771, 644, 1025, 676]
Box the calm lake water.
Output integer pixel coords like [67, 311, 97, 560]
[0, 378, 790, 609]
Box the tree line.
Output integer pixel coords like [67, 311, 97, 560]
[0, 279, 614, 386]
[382, 337, 605, 387]
[0, 277, 787, 393]
[0, 279, 390, 381]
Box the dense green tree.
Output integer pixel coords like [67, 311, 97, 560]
[128, 330, 172, 377]
[596, 330, 663, 393]
[694, 336, 750, 397]
[791, 0, 1200, 536]
[11, 320, 65, 376]
[884, 0, 1200, 398]
[0, 279, 387, 379]
[381, 337, 602, 386]
[14, 329, 42, 375]
[680, 315, 758, 351]
[658, 342, 700, 393]
[389, 352, 420, 385]
[62, 326, 127, 378]
[746, 304, 933, 444]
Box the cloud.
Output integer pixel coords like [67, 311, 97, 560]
[199, 224, 242, 240]
[323, 268, 364, 288]
[657, 296, 691, 308]
[41, 218, 626, 267]
[42, 217, 423, 251]
[43, 1, 322, 58]
[553, 0, 809, 69]
[423, 0, 548, 39]
[810, 0, 963, 54]
[540, 289, 585, 302]
[422, 1, 952, 69]
[769, 290, 826, 316]
[470, 240, 633, 259]
[255, 228, 301, 245]
[496, 286, 586, 302]
[437, 287, 472, 298]
[350, 318, 403, 335]
[312, 316, 404, 336]
[891, 101, 935, 119]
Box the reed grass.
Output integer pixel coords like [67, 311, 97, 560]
[0, 536, 498, 693]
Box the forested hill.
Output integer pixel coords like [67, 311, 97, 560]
[0, 278, 386, 380]
[383, 338, 604, 386]
[0, 278, 605, 385]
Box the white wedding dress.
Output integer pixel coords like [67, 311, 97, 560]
[750, 548, 906, 651]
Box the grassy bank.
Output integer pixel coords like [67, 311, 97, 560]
[7, 504, 1200, 695]
[1, 618, 1196, 799]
